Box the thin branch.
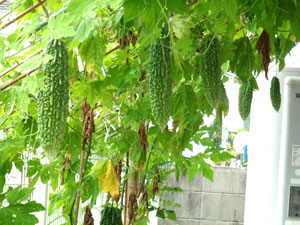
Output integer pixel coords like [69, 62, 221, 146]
[47, 215, 66, 225]
[0, 45, 120, 90]
[0, 49, 42, 78]
[4, 44, 34, 60]
[188, 0, 198, 7]
[0, 0, 47, 31]
[66, 122, 84, 139]
[38, 0, 49, 18]
[105, 45, 120, 56]
[0, 68, 37, 91]
[69, 192, 78, 225]
[96, 126, 123, 140]
[95, 117, 118, 133]
[0, 0, 7, 5]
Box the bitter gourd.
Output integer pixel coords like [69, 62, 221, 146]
[100, 206, 123, 225]
[148, 28, 172, 131]
[219, 82, 229, 116]
[270, 76, 281, 112]
[37, 39, 69, 160]
[199, 34, 221, 108]
[238, 79, 253, 121]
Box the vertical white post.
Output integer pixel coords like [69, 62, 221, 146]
[244, 68, 300, 225]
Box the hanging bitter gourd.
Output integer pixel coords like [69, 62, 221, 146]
[270, 76, 281, 112]
[100, 206, 123, 225]
[148, 28, 172, 131]
[238, 78, 254, 121]
[37, 39, 69, 160]
[199, 34, 221, 108]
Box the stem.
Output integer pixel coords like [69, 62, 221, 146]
[4, 44, 34, 60]
[70, 140, 92, 225]
[188, 0, 198, 7]
[38, 0, 49, 18]
[0, 0, 7, 5]
[69, 192, 78, 225]
[0, 49, 42, 78]
[0, 68, 37, 91]
[47, 215, 66, 225]
[0, 0, 48, 31]
[66, 122, 84, 139]
[137, 137, 157, 197]
[105, 45, 120, 56]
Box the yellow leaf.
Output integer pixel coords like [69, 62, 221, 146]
[290, 35, 296, 42]
[97, 159, 120, 199]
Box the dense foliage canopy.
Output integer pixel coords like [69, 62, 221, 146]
[0, 0, 299, 224]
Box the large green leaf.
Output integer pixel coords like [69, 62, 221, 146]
[0, 201, 45, 225]
[79, 33, 107, 74]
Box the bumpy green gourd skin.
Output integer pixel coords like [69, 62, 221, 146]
[219, 82, 229, 115]
[148, 30, 172, 131]
[100, 207, 123, 225]
[238, 79, 253, 121]
[270, 76, 281, 111]
[37, 39, 69, 160]
[199, 34, 221, 108]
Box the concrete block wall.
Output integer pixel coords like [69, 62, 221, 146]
[158, 167, 247, 225]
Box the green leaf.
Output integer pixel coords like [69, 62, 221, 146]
[40, 166, 50, 184]
[166, 0, 188, 13]
[212, 20, 228, 35]
[200, 137, 213, 147]
[123, 0, 145, 22]
[0, 37, 7, 63]
[170, 14, 193, 39]
[0, 138, 25, 152]
[75, 16, 94, 42]
[67, 0, 97, 18]
[166, 210, 177, 221]
[0, 201, 44, 225]
[6, 186, 34, 205]
[222, 0, 238, 21]
[210, 151, 234, 162]
[42, 13, 76, 39]
[200, 159, 214, 181]
[142, 0, 162, 29]
[188, 163, 198, 182]
[209, 0, 223, 16]
[79, 33, 107, 74]
[230, 37, 254, 82]
[156, 209, 165, 219]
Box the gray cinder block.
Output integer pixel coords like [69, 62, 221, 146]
[203, 167, 247, 194]
[158, 218, 201, 225]
[166, 172, 203, 192]
[162, 192, 202, 219]
[200, 221, 243, 225]
[201, 194, 245, 222]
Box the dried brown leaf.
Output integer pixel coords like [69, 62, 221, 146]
[255, 29, 271, 80]
[83, 205, 94, 225]
[152, 166, 160, 200]
[138, 122, 148, 157]
[61, 151, 72, 185]
[128, 192, 138, 224]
